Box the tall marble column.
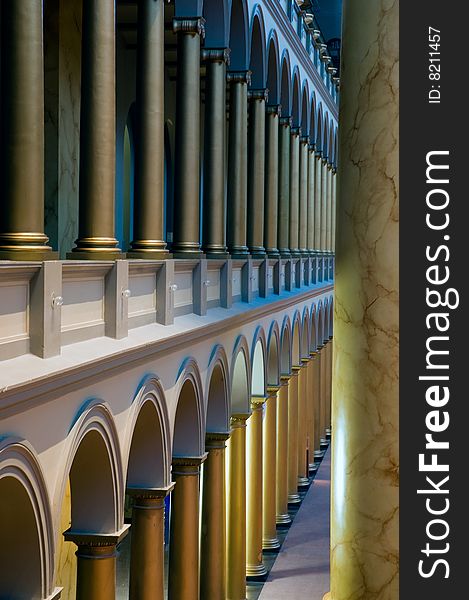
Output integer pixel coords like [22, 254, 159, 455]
[227, 72, 250, 258]
[307, 353, 317, 470]
[276, 376, 291, 525]
[264, 105, 281, 257]
[314, 153, 323, 253]
[326, 165, 333, 253]
[319, 345, 327, 445]
[287, 368, 300, 503]
[278, 117, 292, 257]
[263, 387, 280, 549]
[289, 128, 301, 257]
[320, 160, 328, 253]
[168, 455, 207, 600]
[128, 0, 168, 258]
[313, 351, 322, 460]
[299, 137, 309, 256]
[201, 433, 229, 599]
[247, 90, 268, 258]
[331, 170, 337, 254]
[202, 49, 230, 258]
[297, 360, 309, 485]
[0, 0, 55, 260]
[171, 17, 204, 258]
[307, 146, 316, 254]
[325, 1, 398, 598]
[68, 0, 121, 259]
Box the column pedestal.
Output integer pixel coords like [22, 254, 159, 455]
[263, 387, 280, 550]
[276, 377, 291, 525]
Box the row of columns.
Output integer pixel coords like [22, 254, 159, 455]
[0, 1, 337, 261]
[61, 340, 333, 599]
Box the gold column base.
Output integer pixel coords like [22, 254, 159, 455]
[0, 232, 57, 260]
[323, 593, 331, 600]
[127, 240, 171, 260]
[67, 237, 123, 260]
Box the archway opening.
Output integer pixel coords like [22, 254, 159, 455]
[207, 363, 229, 433]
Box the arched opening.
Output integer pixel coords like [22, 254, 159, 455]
[173, 380, 202, 457]
[280, 53, 291, 116]
[324, 114, 330, 161]
[310, 307, 318, 351]
[316, 104, 323, 153]
[266, 34, 279, 105]
[251, 338, 265, 396]
[291, 70, 301, 128]
[203, 0, 229, 47]
[302, 308, 310, 358]
[206, 362, 230, 433]
[267, 326, 280, 386]
[310, 92, 317, 146]
[118, 109, 135, 251]
[249, 12, 266, 89]
[292, 317, 301, 367]
[231, 347, 250, 414]
[229, 0, 249, 71]
[301, 83, 310, 136]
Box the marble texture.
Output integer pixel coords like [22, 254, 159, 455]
[329, 0, 398, 599]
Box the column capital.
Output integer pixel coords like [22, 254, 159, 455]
[248, 88, 269, 102]
[280, 373, 292, 383]
[63, 524, 130, 549]
[230, 413, 250, 429]
[202, 47, 230, 64]
[172, 454, 208, 475]
[267, 384, 281, 395]
[315, 149, 323, 159]
[205, 431, 231, 449]
[291, 365, 302, 374]
[309, 142, 316, 152]
[227, 69, 252, 85]
[173, 16, 205, 37]
[279, 115, 292, 127]
[300, 357, 310, 366]
[300, 135, 310, 145]
[266, 103, 282, 116]
[127, 483, 175, 506]
[251, 395, 267, 410]
[291, 126, 301, 137]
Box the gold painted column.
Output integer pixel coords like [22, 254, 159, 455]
[299, 137, 309, 256]
[171, 17, 204, 258]
[307, 146, 316, 254]
[264, 105, 281, 257]
[263, 387, 280, 549]
[297, 360, 309, 486]
[128, 485, 174, 600]
[287, 367, 300, 503]
[276, 376, 291, 525]
[227, 71, 250, 258]
[246, 397, 267, 577]
[319, 344, 327, 446]
[278, 117, 292, 258]
[314, 152, 323, 253]
[64, 528, 129, 600]
[289, 128, 301, 257]
[201, 433, 230, 600]
[128, 0, 168, 258]
[226, 414, 249, 600]
[325, 340, 333, 437]
[168, 454, 207, 600]
[307, 353, 317, 471]
[325, 2, 398, 598]
[69, 0, 121, 259]
[313, 351, 322, 460]
[0, 1, 55, 260]
[247, 90, 268, 258]
[202, 49, 230, 258]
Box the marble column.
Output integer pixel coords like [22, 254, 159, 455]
[201, 433, 230, 600]
[326, 165, 333, 253]
[325, 1, 398, 598]
[128, 0, 168, 258]
[289, 128, 301, 257]
[319, 345, 327, 446]
[299, 137, 309, 256]
[264, 105, 281, 257]
[307, 353, 317, 470]
[64, 528, 129, 600]
[314, 153, 323, 253]
[128, 485, 174, 600]
[313, 351, 322, 460]
[278, 117, 292, 258]
[297, 360, 309, 486]
[263, 387, 280, 549]
[0, 0, 55, 260]
[287, 367, 300, 503]
[69, 0, 121, 259]
[247, 90, 268, 258]
[320, 160, 328, 253]
[171, 17, 204, 258]
[168, 455, 207, 600]
[227, 71, 250, 258]
[307, 146, 316, 254]
[331, 170, 337, 254]
[325, 340, 333, 436]
[276, 376, 291, 525]
[202, 49, 230, 258]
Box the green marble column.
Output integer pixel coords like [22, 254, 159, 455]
[278, 117, 292, 258]
[264, 105, 281, 257]
[307, 146, 316, 254]
[289, 128, 301, 257]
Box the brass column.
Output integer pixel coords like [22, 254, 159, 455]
[314, 153, 323, 253]
[287, 367, 300, 503]
[297, 360, 309, 486]
[128, 485, 174, 600]
[278, 117, 292, 257]
[276, 376, 291, 525]
[0, 1, 55, 260]
[226, 414, 249, 600]
[128, 0, 168, 258]
[69, 0, 121, 259]
[202, 49, 230, 258]
[168, 454, 207, 600]
[246, 397, 267, 577]
[201, 432, 230, 600]
[289, 128, 301, 257]
[247, 90, 268, 258]
[264, 105, 281, 257]
[307, 146, 316, 254]
[227, 71, 250, 258]
[64, 528, 129, 600]
[299, 137, 309, 256]
[172, 17, 205, 258]
[263, 387, 280, 549]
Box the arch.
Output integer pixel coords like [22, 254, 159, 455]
[334, 127, 339, 167]
[0, 438, 55, 599]
[317, 300, 325, 347]
[228, 0, 249, 71]
[323, 113, 330, 160]
[280, 315, 292, 375]
[309, 91, 317, 146]
[328, 121, 335, 165]
[280, 50, 291, 116]
[231, 335, 252, 414]
[301, 306, 311, 358]
[203, 0, 230, 47]
[266, 30, 280, 105]
[310, 304, 318, 351]
[206, 345, 231, 433]
[300, 80, 310, 135]
[173, 358, 205, 457]
[291, 67, 301, 128]
[291, 310, 302, 367]
[249, 5, 267, 88]
[251, 326, 267, 396]
[316, 103, 323, 152]
[125, 376, 172, 490]
[266, 321, 281, 386]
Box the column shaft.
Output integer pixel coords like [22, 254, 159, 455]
[0, 0, 54, 259]
[247, 91, 267, 258]
[264, 106, 280, 257]
[263, 388, 280, 549]
[76, 546, 116, 600]
[227, 72, 250, 257]
[129, 0, 167, 258]
[307, 147, 316, 253]
[320, 161, 328, 252]
[331, 171, 337, 253]
[172, 18, 204, 258]
[313, 353, 322, 458]
[70, 0, 121, 258]
[299, 139, 309, 255]
[278, 118, 292, 257]
[297, 362, 309, 484]
[326, 166, 333, 253]
[307, 355, 316, 470]
[287, 369, 300, 503]
[314, 154, 323, 252]
[289, 129, 301, 256]
[276, 378, 291, 524]
[319, 346, 327, 444]
[325, 341, 333, 435]
[202, 49, 230, 257]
